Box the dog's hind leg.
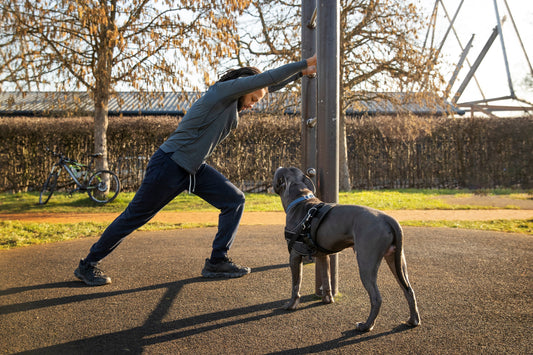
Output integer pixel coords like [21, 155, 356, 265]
[315, 254, 334, 304]
[285, 250, 303, 310]
[384, 253, 421, 327]
[355, 252, 383, 332]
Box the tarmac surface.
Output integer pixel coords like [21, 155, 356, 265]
[1, 224, 532, 354]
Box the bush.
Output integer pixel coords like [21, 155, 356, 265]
[1, 114, 531, 192]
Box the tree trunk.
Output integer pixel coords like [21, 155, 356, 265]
[338, 24, 351, 192]
[93, 91, 109, 172]
[339, 111, 352, 191]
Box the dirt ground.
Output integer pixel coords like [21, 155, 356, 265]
[1, 195, 532, 224]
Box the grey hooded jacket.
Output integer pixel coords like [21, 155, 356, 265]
[159, 60, 308, 174]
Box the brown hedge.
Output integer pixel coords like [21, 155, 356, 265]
[1, 114, 531, 192]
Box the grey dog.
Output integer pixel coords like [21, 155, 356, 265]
[273, 167, 420, 332]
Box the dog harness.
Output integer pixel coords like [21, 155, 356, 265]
[284, 202, 336, 256]
[285, 193, 314, 213]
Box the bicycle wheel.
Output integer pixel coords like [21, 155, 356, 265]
[87, 170, 121, 204]
[39, 172, 59, 205]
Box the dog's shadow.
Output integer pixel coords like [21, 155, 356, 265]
[267, 323, 413, 354]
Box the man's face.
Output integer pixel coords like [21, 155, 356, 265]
[238, 88, 267, 112]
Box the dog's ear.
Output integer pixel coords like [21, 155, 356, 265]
[274, 176, 285, 194]
[303, 175, 316, 194]
[273, 168, 286, 194]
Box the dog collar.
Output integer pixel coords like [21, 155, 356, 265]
[285, 194, 315, 213]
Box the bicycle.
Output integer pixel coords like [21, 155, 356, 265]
[39, 147, 121, 205]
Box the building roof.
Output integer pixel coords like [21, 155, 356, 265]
[0, 91, 463, 117]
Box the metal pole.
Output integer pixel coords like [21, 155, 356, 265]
[316, 0, 339, 203]
[503, 0, 533, 76]
[436, 0, 464, 56]
[440, 0, 486, 100]
[315, 0, 340, 297]
[453, 27, 499, 104]
[301, 0, 317, 181]
[493, 0, 515, 98]
[444, 34, 474, 99]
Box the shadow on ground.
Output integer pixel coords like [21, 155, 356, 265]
[1, 225, 531, 354]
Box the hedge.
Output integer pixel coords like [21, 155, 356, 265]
[1, 114, 531, 192]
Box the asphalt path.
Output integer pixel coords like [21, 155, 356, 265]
[1, 225, 531, 354]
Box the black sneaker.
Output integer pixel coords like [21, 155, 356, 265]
[201, 257, 251, 278]
[74, 259, 111, 286]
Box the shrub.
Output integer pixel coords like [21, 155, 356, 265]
[1, 114, 531, 192]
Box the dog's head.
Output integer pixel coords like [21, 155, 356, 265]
[273, 167, 315, 197]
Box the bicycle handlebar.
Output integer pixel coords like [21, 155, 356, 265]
[45, 147, 99, 164]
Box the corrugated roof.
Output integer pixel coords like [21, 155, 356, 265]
[0, 91, 463, 117]
[345, 92, 464, 116]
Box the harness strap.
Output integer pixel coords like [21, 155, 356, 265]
[285, 193, 314, 213]
[309, 203, 334, 242]
[284, 229, 300, 254]
[284, 202, 336, 255]
[306, 203, 335, 254]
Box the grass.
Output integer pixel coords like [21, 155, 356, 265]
[402, 219, 533, 235]
[0, 189, 531, 249]
[0, 220, 217, 249]
[1, 188, 531, 214]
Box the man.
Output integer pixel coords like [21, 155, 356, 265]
[75, 54, 317, 285]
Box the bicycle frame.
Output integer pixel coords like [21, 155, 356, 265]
[40, 147, 121, 205]
[50, 155, 93, 192]
[61, 162, 86, 191]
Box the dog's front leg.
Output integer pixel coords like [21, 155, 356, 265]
[316, 254, 334, 304]
[285, 249, 303, 310]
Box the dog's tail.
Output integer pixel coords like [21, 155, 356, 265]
[386, 216, 412, 292]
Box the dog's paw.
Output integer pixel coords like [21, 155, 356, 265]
[355, 322, 374, 332]
[322, 294, 334, 304]
[284, 298, 300, 311]
[406, 316, 420, 327]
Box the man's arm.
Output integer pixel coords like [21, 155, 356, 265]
[268, 54, 317, 92]
[268, 72, 303, 93]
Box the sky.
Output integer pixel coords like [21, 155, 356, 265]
[420, 0, 533, 107]
[3, 0, 531, 113]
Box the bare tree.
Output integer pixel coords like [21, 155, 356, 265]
[0, 0, 250, 170]
[236, 0, 443, 190]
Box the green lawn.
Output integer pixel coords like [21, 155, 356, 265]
[0, 189, 531, 249]
[2, 188, 531, 214]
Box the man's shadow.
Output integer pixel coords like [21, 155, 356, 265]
[3, 263, 411, 354]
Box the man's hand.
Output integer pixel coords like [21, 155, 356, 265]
[303, 53, 317, 76]
[306, 53, 317, 67]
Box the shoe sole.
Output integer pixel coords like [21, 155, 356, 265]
[201, 270, 250, 278]
[74, 268, 111, 286]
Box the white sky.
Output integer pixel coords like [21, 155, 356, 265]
[420, 0, 533, 105]
[4, 0, 531, 109]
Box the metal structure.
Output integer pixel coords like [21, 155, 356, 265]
[427, 0, 533, 117]
[315, 0, 340, 205]
[301, 0, 340, 297]
[301, 1, 317, 180]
